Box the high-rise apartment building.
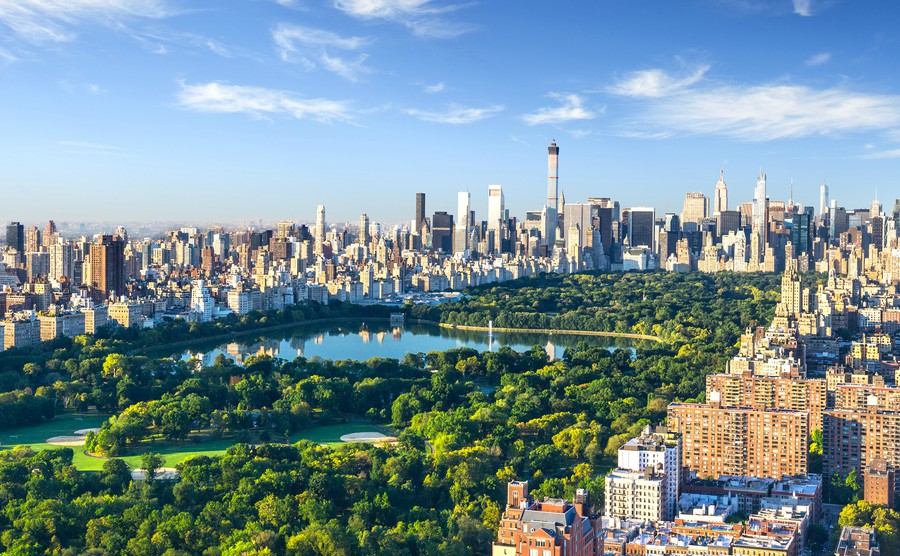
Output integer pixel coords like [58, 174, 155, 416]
[819, 182, 829, 218]
[605, 468, 667, 522]
[546, 140, 560, 246]
[706, 373, 827, 431]
[455, 191, 470, 254]
[823, 408, 900, 494]
[682, 192, 709, 227]
[314, 205, 326, 256]
[89, 235, 125, 303]
[49, 241, 74, 282]
[864, 458, 895, 508]
[488, 184, 505, 253]
[359, 213, 370, 246]
[713, 170, 728, 215]
[616, 426, 682, 520]
[667, 403, 808, 480]
[752, 171, 768, 259]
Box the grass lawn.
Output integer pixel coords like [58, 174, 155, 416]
[0, 413, 108, 447]
[2, 417, 392, 470]
[290, 422, 391, 449]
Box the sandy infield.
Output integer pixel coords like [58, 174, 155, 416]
[46, 436, 86, 446]
[340, 432, 397, 443]
[131, 467, 180, 481]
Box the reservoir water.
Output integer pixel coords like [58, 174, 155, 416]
[171, 321, 638, 367]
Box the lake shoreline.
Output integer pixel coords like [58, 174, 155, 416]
[436, 322, 662, 343]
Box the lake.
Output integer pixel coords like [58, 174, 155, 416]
[172, 321, 638, 367]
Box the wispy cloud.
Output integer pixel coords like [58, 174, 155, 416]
[333, 0, 470, 38]
[521, 93, 598, 126]
[423, 81, 445, 93]
[177, 81, 355, 124]
[0, 0, 170, 44]
[608, 65, 709, 98]
[805, 52, 831, 66]
[272, 23, 370, 81]
[608, 66, 900, 141]
[405, 102, 503, 124]
[0, 46, 17, 63]
[793, 0, 812, 16]
[58, 140, 133, 157]
[860, 148, 900, 160]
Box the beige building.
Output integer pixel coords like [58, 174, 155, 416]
[605, 467, 666, 522]
[2, 319, 41, 351]
[38, 313, 86, 341]
[108, 301, 143, 328]
[667, 403, 808, 480]
[706, 373, 827, 431]
[83, 306, 109, 334]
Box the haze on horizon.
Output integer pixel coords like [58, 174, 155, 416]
[1, 0, 898, 225]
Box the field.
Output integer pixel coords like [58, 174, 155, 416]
[2, 414, 391, 470]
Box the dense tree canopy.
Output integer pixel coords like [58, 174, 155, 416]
[0, 271, 783, 554]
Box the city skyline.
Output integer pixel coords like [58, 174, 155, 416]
[2, 1, 899, 222]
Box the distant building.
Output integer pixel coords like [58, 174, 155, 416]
[89, 235, 125, 302]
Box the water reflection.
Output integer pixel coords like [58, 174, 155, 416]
[173, 321, 639, 367]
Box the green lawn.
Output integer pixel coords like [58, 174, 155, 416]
[0, 413, 108, 447]
[2, 416, 391, 470]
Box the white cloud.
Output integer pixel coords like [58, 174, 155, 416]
[334, 0, 470, 38]
[805, 52, 831, 66]
[58, 140, 123, 150]
[793, 0, 812, 16]
[521, 94, 597, 126]
[405, 103, 503, 124]
[0, 0, 170, 43]
[608, 65, 709, 98]
[176, 81, 355, 124]
[607, 67, 900, 141]
[272, 23, 370, 81]
[861, 148, 900, 160]
[58, 140, 134, 157]
[423, 81, 445, 93]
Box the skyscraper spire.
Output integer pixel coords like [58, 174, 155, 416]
[713, 170, 728, 215]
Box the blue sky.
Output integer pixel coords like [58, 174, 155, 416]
[1, 0, 898, 226]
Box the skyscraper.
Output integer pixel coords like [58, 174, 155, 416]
[547, 140, 559, 212]
[455, 191, 470, 254]
[713, 170, 728, 215]
[415, 193, 426, 232]
[546, 140, 559, 246]
[681, 192, 708, 227]
[89, 235, 125, 302]
[431, 211, 454, 253]
[625, 207, 655, 250]
[359, 213, 370, 246]
[752, 171, 767, 260]
[488, 185, 504, 252]
[819, 182, 829, 218]
[315, 205, 326, 256]
[5, 222, 24, 264]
